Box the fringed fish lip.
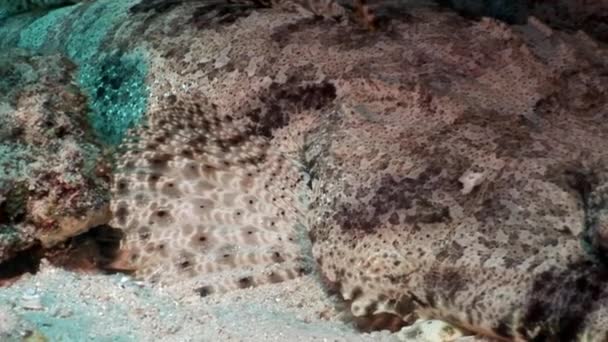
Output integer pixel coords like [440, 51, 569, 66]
[102, 248, 138, 274]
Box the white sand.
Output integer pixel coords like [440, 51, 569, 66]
[0, 261, 402, 341]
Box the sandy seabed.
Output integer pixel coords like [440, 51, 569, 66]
[0, 262, 404, 342]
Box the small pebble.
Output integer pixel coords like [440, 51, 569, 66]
[20, 292, 43, 311]
[397, 319, 465, 342]
[52, 307, 73, 318]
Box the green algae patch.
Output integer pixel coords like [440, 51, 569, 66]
[6, 0, 149, 145]
[78, 51, 149, 145]
[64, 0, 135, 63]
[17, 4, 78, 51]
[61, 0, 150, 144]
[0, 144, 34, 181]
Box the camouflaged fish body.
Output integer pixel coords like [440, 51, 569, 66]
[105, 1, 608, 340]
[110, 98, 314, 295]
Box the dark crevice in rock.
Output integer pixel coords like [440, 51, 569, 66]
[434, 0, 529, 25]
[529, 0, 608, 43]
[48, 225, 126, 272]
[351, 312, 408, 333]
[0, 243, 43, 286]
[433, 1, 607, 43]
[0, 182, 28, 226]
[130, 0, 187, 14]
[0, 225, 126, 287]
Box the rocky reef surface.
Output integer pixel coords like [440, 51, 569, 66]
[0, 0, 606, 341]
[0, 48, 111, 267]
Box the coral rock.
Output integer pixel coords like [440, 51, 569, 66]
[0, 49, 111, 263]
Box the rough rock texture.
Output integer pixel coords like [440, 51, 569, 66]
[1, 0, 608, 341]
[0, 48, 111, 263]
